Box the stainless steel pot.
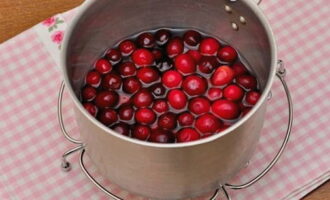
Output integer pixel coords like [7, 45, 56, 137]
[59, 0, 293, 199]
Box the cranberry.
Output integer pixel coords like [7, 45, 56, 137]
[224, 84, 244, 101]
[132, 48, 155, 67]
[174, 53, 196, 74]
[217, 124, 230, 132]
[149, 129, 174, 143]
[119, 40, 136, 56]
[183, 30, 202, 47]
[187, 50, 202, 63]
[217, 46, 237, 63]
[135, 108, 156, 124]
[98, 108, 118, 126]
[212, 99, 240, 119]
[195, 113, 222, 134]
[86, 71, 101, 87]
[106, 49, 122, 64]
[123, 77, 142, 94]
[152, 100, 169, 113]
[182, 75, 207, 96]
[83, 103, 98, 117]
[189, 97, 211, 115]
[82, 86, 97, 101]
[166, 37, 184, 58]
[111, 122, 130, 136]
[236, 75, 257, 90]
[211, 66, 234, 86]
[207, 88, 223, 101]
[176, 128, 200, 143]
[133, 89, 154, 108]
[137, 67, 159, 83]
[119, 106, 135, 121]
[158, 112, 177, 130]
[152, 49, 163, 61]
[199, 37, 220, 56]
[95, 91, 119, 108]
[137, 32, 155, 48]
[157, 57, 173, 72]
[245, 91, 261, 105]
[197, 56, 219, 74]
[162, 70, 183, 88]
[155, 29, 171, 45]
[232, 63, 248, 77]
[102, 73, 122, 90]
[95, 59, 112, 74]
[133, 125, 151, 140]
[119, 62, 137, 77]
[178, 112, 194, 126]
[242, 107, 251, 116]
[151, 83, 166, 97]
[167, 89, 187, 110]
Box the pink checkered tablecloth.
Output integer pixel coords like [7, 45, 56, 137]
[0, 0, 329, 199]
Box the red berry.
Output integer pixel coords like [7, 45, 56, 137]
[155, 29, 171, 45]
[224, 84, 244, 101]
[189, 97, 211, 115]
[137, 67, 159, 83]
[211, 66, 234, 86]
[236, 75, 258, 90]
[152, 100, 169, 113]
[95, 59, 112, 74]
[217, 46, 238, 63]
[232, 63, 248, 77]
[166, 37, 184, 58]
[187, 50, 202, 63]
[212, 99, 240, 119]
[162, 70, 183, 88]
[133, 125, 151, 140]
[242, 107, 251, 116]
[152, 49, 163, 61]
[123, 77, 142, 94]
[178, 112, 195, 126]
[132, 48, 155, 67]
[182, 75, 208, 96]
[82, 86, 97, 101]
[149, 129, 174, 143]
[207, 88, 223, 101]
[111, 122, 130, 136]
[151, 83, 166, 97]
[199, 37, 220, 56]
[86, 71, 101, 87]
[102, 73, 122, 90]
[95, 91, 119, 108]
[135, 108, 156, 124]
[137, 32, 155, 48]
[106, 49, 122, 64]
[195, 113, 222, 134]
[98, 108, 118, 126]
[133, 89, 154, 108]
[167, 89, 188, 110]
[197, 56, 219, 74]
[119, 40, 136, 56]
[176, 128, 200, 143]
[245, 91, 261, 105]
[158, 112, 177, 130]
[183, 30, 202, 46]
[83, 103, 98, 117]
[119, 106, 135, 121]
[119, 62, 137, 77]
[174, 53, 196, 74]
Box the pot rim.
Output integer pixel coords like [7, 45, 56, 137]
[60, 0, 277, 148]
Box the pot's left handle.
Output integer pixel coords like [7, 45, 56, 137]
[58, 81, 84, 145]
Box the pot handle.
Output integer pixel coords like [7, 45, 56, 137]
[58, 81, 84, 145]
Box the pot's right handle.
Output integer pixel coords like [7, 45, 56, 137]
[224, 60, 293, 192]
